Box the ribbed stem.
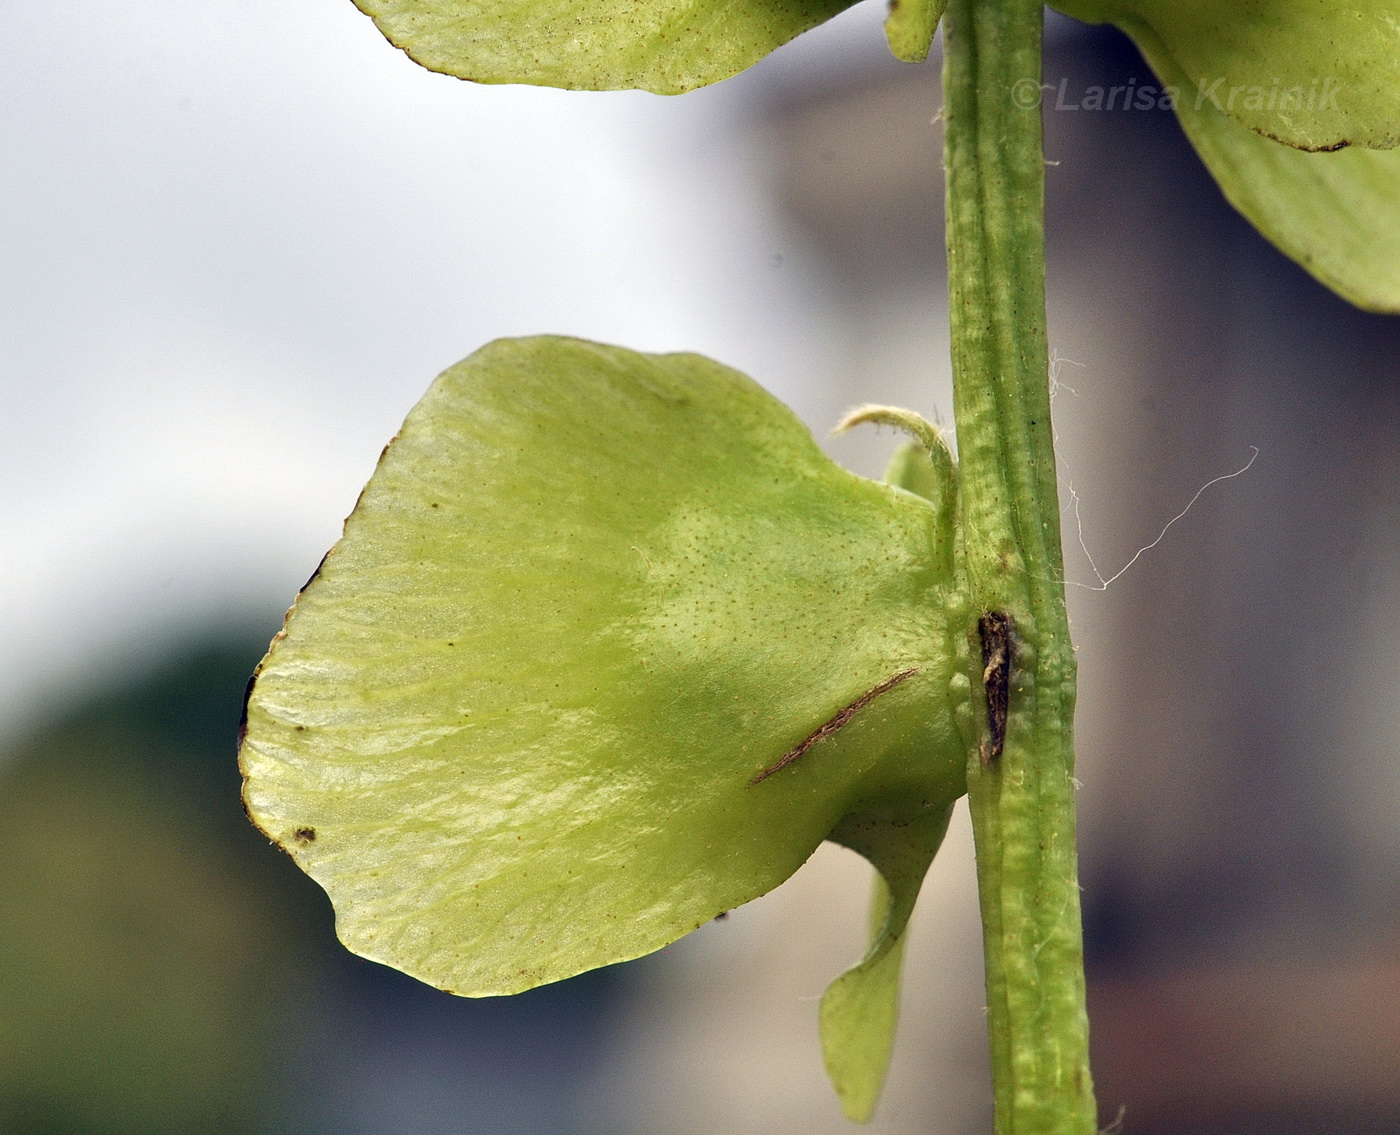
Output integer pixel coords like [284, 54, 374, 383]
[942, 1, 1097, 1131]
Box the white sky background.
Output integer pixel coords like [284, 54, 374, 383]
[0, 0, 896, 741]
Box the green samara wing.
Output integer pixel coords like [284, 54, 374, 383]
[1163, 49, 1400, 314]
[1053, 0, 1400, 151]
[349, 0, 861, 93]
[240, 336, 967, 999]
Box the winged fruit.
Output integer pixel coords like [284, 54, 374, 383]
[342, 0, 1400, 311]
[239, 336, 971, 1119]
[1051, 0, 1400, 311]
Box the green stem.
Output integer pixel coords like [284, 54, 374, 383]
[942, 1, 1096, 1132]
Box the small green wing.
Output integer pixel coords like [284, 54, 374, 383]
[240, 336, 966, 998]
[1053, 0, 1400, 151]
[823, 805, 953, 1122]
[349, 0, 860, 93]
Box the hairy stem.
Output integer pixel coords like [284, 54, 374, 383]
[942, 1, 1097, 1131]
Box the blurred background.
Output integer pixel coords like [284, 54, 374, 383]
[4, 2, 1400, 1132]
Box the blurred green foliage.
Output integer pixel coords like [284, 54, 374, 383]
[0, 632, 333, 1134]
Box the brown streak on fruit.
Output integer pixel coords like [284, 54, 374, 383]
[749, 668, 919, 786]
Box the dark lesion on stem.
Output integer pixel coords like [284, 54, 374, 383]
[978, 611, 1014, 765]
[749, 668, 919, 785]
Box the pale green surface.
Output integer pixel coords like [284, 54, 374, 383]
[241, 336, 967, 997]
[815, 439, 960, 1123]
[1053, 0, 1400, 151]
[349, 0, 857, 92]
[884, 0, 947, 63]
[946, 0, 1096, 1129]
[1162, 50, 1400, 313]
